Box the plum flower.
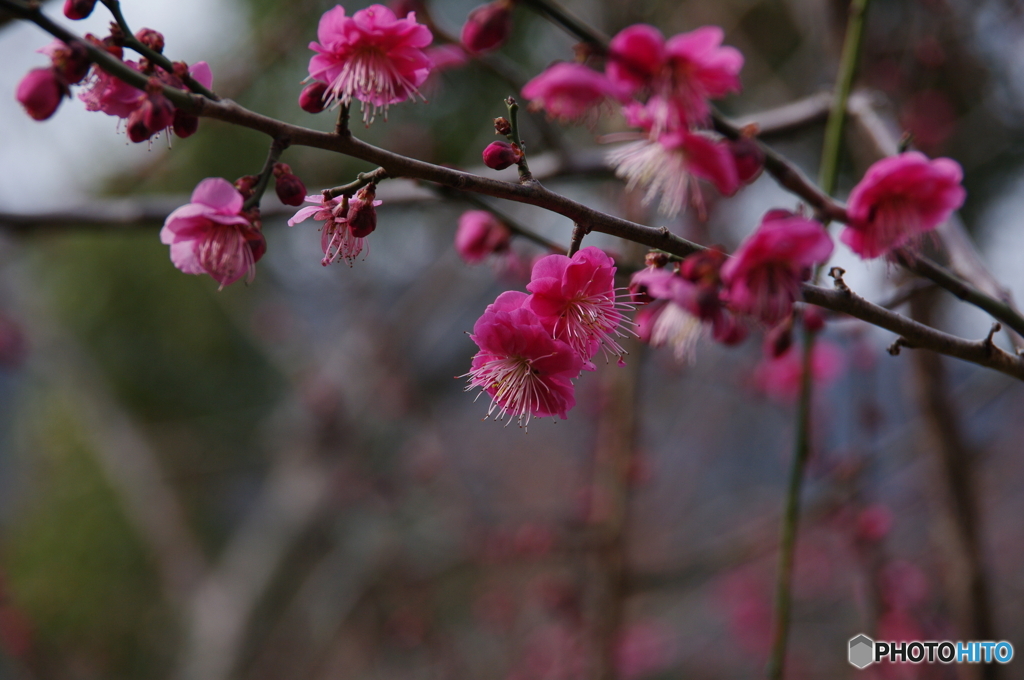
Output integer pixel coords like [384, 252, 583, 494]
[752, 341, 844, 403]
[607, 126, 739, 217]
[307, 4, 433, 124]
[465, 291, 583, 425]
[841, 151, 966, 259]
[160, 178, 265, 288]
[521, 63, 626, 124]
[721, 210, 833, 326]
[288, 193, 375, 266]
[455, 210, 510, 264]
[606, 24, 743, 131]
[526, 246, 634, 367]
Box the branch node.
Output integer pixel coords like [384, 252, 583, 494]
[829, 267, 851, 294]
[887, 337, 912, 356]
[982, 323, 1002, 353]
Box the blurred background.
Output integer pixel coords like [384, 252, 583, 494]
[1, 0, 1024, 678]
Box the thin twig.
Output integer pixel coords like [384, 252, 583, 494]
[243, 137, 290, 211]
[324, 167, 388, 199]
[568, 222, 587, 256]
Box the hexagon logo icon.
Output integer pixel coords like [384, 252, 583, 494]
[849, 634, 874, 669]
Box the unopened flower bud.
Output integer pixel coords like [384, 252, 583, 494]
[802, 306, 826, 333]
[234, 175, 260, 199]
[173, 110, 199, 138]
[63, 0, 97, 20]
[16, 68, 65, 121]
[347, 184, 379, 238]
[125, 107, 152, 143]
[680, 247, 726, 284]
[482, 140, 522, 170]
[135, 28, 165, 53]
[273, 163, 307, 206]
[461, 0, 514, 54]
[493, 116, 511, 136]
[728, 138, 765, 185]
[85, 32, 123, 59]
[299, 81, 329, 113]
[45, 41, 90, 85]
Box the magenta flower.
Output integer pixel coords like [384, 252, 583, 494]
[307, 4, 433, 124]
[526, 246, 633, 367]
[841, 151, 966, 259]
[521, 63, 626, 124]
[606, 24, 743, 130]
[752, 341, 844, 403]
[607, 127, 739, 217]
[465, 291, 583, 425]
[721, 210, 833, 326]
[160, 178, 265, 288]
[455, 210, 511, 264]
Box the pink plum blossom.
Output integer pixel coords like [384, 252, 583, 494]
[521, 63, 626, 124]
[16, 68, 65, 121]
[841, 151, 966, 259]
[607, 127, 739, 217]
[606, 24, 743, 131]
[160, 178, 265, 288]
[455, 210, 510, 264]
[465, 291, 583, 425]
[288, 192, 377, 266]
[751, 341, 844, 403]
[526, 246, 633, 367]
[721, 210, 833, 326]
[306, 4, 433, 125]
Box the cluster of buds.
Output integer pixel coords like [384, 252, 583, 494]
[16, 40, 90, 121]
[482, 116, 524, 170]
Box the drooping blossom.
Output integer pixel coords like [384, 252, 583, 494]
[606, 24, 743, 131]
[751, 340, 844, 403]
[841, 151, 965, 259]
[288, 190, 380, 266]
[346, 184, 382, 237]
[521, 63, 626, 124]
[306, 4, 433, 124]
[526, 246, 633, 367]
[160, 178, 266, 288]
[721, 210, 833, 326]
[465, 291, 583, 425]
[273, 163, 308, 206]
[16, 69, 65, 121]
[455, 210, 510, 264]
[607, 126, 739, 217]
[461, 0, 514, 54]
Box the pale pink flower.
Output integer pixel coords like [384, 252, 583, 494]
[607, 127, 739, 217]
[527, 246, 633, 367]
[307, 4, 433, 124]
[79, 59, 145, 118]
[288, 193, 370, 266]
[455, 210, 510, 264]
[721, 210, 833, 326]
[841, 151, 966, 259]
[751, 341, 844, 403]
[606, 24, 743, 130]
[521, 63, 626, 124]
[160, 178, 265, 288]
[465, 291, 583, 425]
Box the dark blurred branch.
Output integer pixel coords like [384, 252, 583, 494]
[909, 293, 999, 680]
[243, 138, 290, 211]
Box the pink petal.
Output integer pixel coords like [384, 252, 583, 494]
[190, 177, 244, 214]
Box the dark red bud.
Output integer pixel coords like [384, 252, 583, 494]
[16, 68, 65, 121]
[107, 23, 126, 47]
[764, 318, 794, 358]
[135, 28, 165, 53]
[274, 165, 307, 207]
[86, 33, 123, 60]
[728, 138, 765, 185]
[482, 140, 522, 170]
[802, 306, 826, 333]
[125, 107, 152, 143]
[461, 0, 514, 54]
[494, 116, 511, 136]
[299, 82, 329, 113]
[63, 0, 97, 20]
[234, 175, 260, 199]
[347, 184, 378, 238]
[49, 42, 91, 85]
[172, 109, 199, 138]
